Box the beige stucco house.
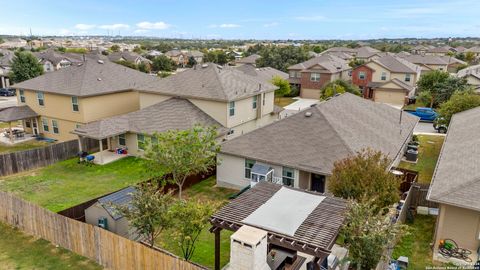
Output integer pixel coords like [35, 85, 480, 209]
[216, 93, 418, 191]
[13, 59, 157, 141]
[427, 106, 480, 265]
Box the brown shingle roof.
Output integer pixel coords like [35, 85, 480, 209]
[288, 54, 350, 73]
[373, 55, 421, 74]
[427, 106, 480, 211]
[13, 59, 158, 97]
[236, 54, 261, 64]
[220, 93, 418, 175]
[235, 65, 288, 82]
[0, 106, 38, 122]
[73, 97, 227, 139]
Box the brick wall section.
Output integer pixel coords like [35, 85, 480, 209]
[351, 66, 373, 88]
[300, 72, 332, 89]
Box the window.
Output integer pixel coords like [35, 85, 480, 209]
[75, 123, 82, 129]
[42, 118, 49, 132]
[229, 101, 235, 116]
[310, 73, 320, 82]
[282, 167, 295, 187]
[289, 71, 295, 78]
[52, 120, 59, 134]
[296, 72, 301, 78]
[245, 159, 255, 179]
[381, 72, 387, 81]
[137, 134, 145, 150]
[25, 120, 31, 128]
[405, 74, 411, 82]
[71, 96, 79, 112]
[19, 89, 25, 103]
[119, 134, 126, 146]
[252, 96, 257, 109]
[358, 71, 366, 80]
[37, 91, 45, 106]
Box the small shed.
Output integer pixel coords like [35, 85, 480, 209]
[85, 186, 136, 239]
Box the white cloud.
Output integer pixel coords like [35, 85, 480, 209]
[99, 24, 130, 30]
[74, 24, 96, 30]
[209, 23, 241, 28]
[295, 15, 326, 21]
[263, 22, 278, 27]
[136, 21, 170, 30]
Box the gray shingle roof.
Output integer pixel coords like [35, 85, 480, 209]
[457, 64, 480, 80]
[427, 106, 480, 211]
[373, 55, 420, 74]
[236, 54, 261, 64]
[235, 65, 288, 82]
[73, 97, 227, 139]
[400, 55, 448, 65]
[13, 59, 158, 97]
[355, 46, 381, 59]
[0, 106, 38, 122]
[138, 63, 277, 102]
[220, 93, 418, 175]
[288, 54, 350, 73]
[98, 186, 136, 220]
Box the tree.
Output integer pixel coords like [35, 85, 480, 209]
[138, 62, 151, 73]
[110, 44, 121, 52]
[144, 125, 220, 199]
[465, 51, 476, 63]
[417, 70, 470, 107]
[348, 58, 365, 68]
[112, 183, 174, 247]
[341, 199, 405, 270]
[438, 91, 480, 125]
[271, 76, 291, 97]
[256, 46, 310, 72]
[186, 56, 197, 67]
[170, 200, 217, 261]
[328, 149, 400, 210]
[115, 60, 138, 70]
[321, 79, 361, 99]
[152, 55, 175, 72]
[9, 51, 44, 83]
[215, 51, 228, 65]
[133, 46, 143, 54]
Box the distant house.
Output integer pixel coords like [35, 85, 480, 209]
[107, 51, 151, 66]
[457, 64, 480, 90]
[427, 106, 480, 265]
[398, 54, 449, 75]
[352, 55, 421, 106]
[441, 56, 468, 73]
[425, 46, 454, 56]
[411, 45, 434, 55]
[185, 50, 204, 64]
[0, 49, 13, 88]
[353, 46, 383, 61]
[235, 64, 288, 81]
[287, 54, 351, 99]
[236, 54, 261, 66]
[34, 49, 84, 72]
[216, 93, 418, 191]
[146, 50, 163, 57]
[164, 49, 186, 66]
[85, 186, 137, 240]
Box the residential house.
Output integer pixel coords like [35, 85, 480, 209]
[287, 54, 351, 99]
[85, 186, 137, 240]
[0, 49, 13, 88]
[457, 64, 480, 91]
[466, 46, 480, 59]
[185, 50, 204, 64]
[352, 55, 422, 106]
[164, 49, 186, 66]
[353, 46, 383, 61]
[146, 50, 163, 57]
[427, 106, 480, 265]
[426, 46, 454, 56]
[411, 45, 431, 55]
[440, 56, 468, 73]
[34, 49, 85, 72]
[107, 51, 151, 66]
[227, 50, 243, 61]
[399, 54, 449, 75]
[12, 59, 158, 141]
[137, 63, 279, 139]
[216, 93, 418, 191]
[236, 54, 261, 66]
[235, 64, 288, 81]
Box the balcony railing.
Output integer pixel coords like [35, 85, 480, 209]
[271, 176, 283, 185]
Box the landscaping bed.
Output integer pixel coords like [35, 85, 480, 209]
[0, 222, 101, 270]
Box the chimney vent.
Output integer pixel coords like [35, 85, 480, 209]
[305, 111, 312, 117]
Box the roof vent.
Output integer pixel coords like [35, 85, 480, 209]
[97, 78, 102, 81]
[305, 111, 312, 117]
[217, 65, 223, 69]
[201, 64, 209, 68]
[97, 60, 104, 64]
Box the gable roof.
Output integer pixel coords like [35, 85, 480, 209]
[220, 93, 418, 175]
[288, 54, 350, 73]
[138, 63, 277, 102]
[0, 106, 38, 122]
[97, 186, 136, 220]
[107, 51, 150, 63]
[73, 97, 227, 139]
[427, 106, 480, 211]
[400, 54, 448, 66]
[457, 64, 480, 80]
[428, 46, 452, 53]
[235, 65, 288, 82]
[13, 59, 158, 97]
[373, 55, 420, 74]
[236, 54, 261, 64]
[355, 46, 381, 59]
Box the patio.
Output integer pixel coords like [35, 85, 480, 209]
[91, 149, 128, 165]
[0, 105, 39, 144]
[0, 130, 36, 145]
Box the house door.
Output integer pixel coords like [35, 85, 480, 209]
[32, 119, 39, 135]
[311, 174, 325, 193]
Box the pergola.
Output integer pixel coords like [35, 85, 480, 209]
[210, 182, 347, 270]
[0, 106, 38, 143]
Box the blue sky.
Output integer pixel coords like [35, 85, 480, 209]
[1, 0, 479, 39]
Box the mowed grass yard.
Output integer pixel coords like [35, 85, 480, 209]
[156, 177, 237, 269]
[399, 135, 445, 184]
[0, 222, 101, 270]
[0, 157, 149, 212]
[0, 140, 51, 154]
[274, 96, 296, 107]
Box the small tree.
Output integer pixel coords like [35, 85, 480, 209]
[115, 60, 138, 70]
[170, 200, 217, 261]
[9, 51, 44, 83]
[271, 76, 291, 97]
[187, 56, 197, 67]
[465, 51, 476, 64]
[417, 70, 470, 107]
[112, 183, 174, 247]
[341, 199, 406, 270]
[138, 62, 151, 73]
[110, 44, 121, 52]
[152, 55, 175, 72]
[328, 149, 399, 210]
[144, 125, 220, 199]
[438, 91, 480, 125]
[321, 79, 361, 100]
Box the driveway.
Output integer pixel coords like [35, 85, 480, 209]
[279, 97, 319, 118]
[0, 96, 17, 109]
[414, 122, 443, 135]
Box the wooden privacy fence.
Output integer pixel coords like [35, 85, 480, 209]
[0, 138, 98, 177]
[0, 191, 205, 270]
[409, 183, 439, 208]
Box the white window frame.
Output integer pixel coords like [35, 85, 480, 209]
[37, 91, 45, 106]
[381, 72, 387, 81]
[358, 71, 366, 80]
[229, 101, 235, 117]
[42, 118, 49, 132]
[282, 167, 295, 187]
[118, 133, 126, 146]
[245, 159, 255, 179]
[137, 134, 145, 151]
[71, 96, 79, 112]
[252, 96, 257, 109]
[289, 71, 295, 78]
[310, 73, 320, 82]
[52, 119, 59, 134]
[19, 89, 25, 103]
[296, 71, 301, 78]
[405, 74, 411, 82]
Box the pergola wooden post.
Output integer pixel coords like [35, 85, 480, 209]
[98, 139, 104, 164]
[8, 121, 13, 143]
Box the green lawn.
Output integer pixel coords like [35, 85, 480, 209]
[156, 177, 237, 269]
[0, 140, 51, 154]
[0, 157, 149, 212]
[0, 222, 102, 270]
[399, 135, 445, 184]
[274, 96, 296, 107]
[392, 215, 446, 269]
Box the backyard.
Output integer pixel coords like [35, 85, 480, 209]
[274, 96, 296, 107]
[156, 176, 236, 269]
[0, 157, 149, 212]
[399, 135, 445, 184]
[0, 139, 50, 154]
[0, 222, 101, 270]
